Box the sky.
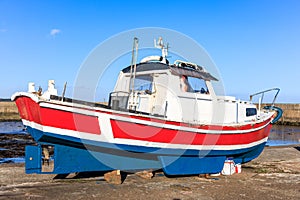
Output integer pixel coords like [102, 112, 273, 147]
[0, 0, 300, 103]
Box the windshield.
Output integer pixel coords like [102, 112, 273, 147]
[180, 76, 209, 94]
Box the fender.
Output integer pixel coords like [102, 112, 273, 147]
[264, 106, 283, 124]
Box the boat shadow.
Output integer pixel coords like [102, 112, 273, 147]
[53, 170, 128, 183]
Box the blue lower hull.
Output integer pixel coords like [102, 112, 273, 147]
[25, 127, 266, 175]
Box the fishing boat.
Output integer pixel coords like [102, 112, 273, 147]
[12, 37, 282, 175]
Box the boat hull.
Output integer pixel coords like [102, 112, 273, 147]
[13, 94, 272, 175]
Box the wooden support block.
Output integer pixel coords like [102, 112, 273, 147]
[135, 170, 153, 180]
[104, 170, 122, 185]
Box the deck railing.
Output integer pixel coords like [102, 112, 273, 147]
[249, 88, 280, 111]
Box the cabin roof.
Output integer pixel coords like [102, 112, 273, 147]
[122, 62, 169, 73]
[170, 67, 218, 81]
[121, 62, 218, 81]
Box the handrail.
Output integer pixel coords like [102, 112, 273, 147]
[174, 60, 203, 72]
[249, 88, 280, 108]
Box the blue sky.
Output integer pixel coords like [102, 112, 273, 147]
[0, 0, 300, 102]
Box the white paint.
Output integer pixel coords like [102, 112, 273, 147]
[28, 82, 35, 93]
[22, 119, 269, 151]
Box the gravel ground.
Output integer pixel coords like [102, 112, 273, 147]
[0, 147, 299, 200]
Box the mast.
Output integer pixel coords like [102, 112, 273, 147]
[129, 37, 139, 93]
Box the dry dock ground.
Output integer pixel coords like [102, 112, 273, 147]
[0, 147, 299, 200]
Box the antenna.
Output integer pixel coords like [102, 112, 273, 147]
[61, 82, 67, 101]
[154, 37, 168, 63]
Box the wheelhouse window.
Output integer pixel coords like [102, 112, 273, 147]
[246, 108, 257, 117]
[133, 75, 153, 92]
[180, 76, 209, 94]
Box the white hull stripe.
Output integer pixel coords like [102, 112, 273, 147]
[23, 120, 268, 151]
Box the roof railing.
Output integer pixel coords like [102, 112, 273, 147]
[174, 60, 204, 72]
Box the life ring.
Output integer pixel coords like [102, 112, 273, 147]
[263, 106, 283, 124]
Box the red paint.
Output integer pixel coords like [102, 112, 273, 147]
[100, 110, 270, 132]
[15, 97, 41, 124]
[40, 107, 101, 135]
[14, 96, 101, 135]
[111, 119, 272, 145]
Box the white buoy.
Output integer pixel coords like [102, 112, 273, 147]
[221, 159, 235, 175]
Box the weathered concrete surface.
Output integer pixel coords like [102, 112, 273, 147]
[0, 147, 299, 200]
[275, 104, 300, 126]
[0, 102, 20, 121]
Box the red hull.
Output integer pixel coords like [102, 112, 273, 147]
[15, 95, 273, 148]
